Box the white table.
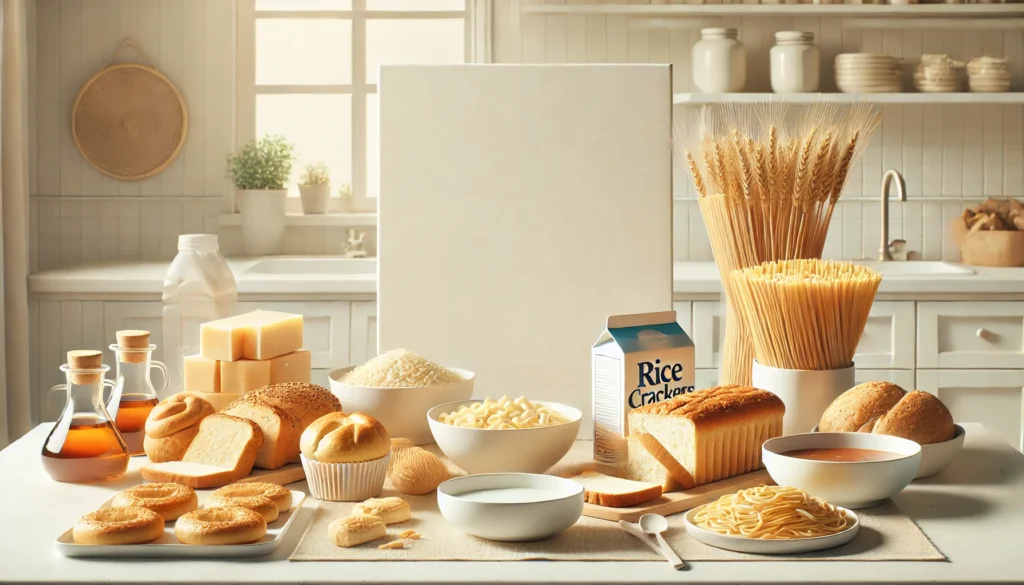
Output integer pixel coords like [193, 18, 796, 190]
[2, 422, 1021, 584]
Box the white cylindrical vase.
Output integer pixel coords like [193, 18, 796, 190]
[692, 28, 746, 93]
[752, 360, 855, 436]
[237, 189, 287, 255]
[299, 184, 330, 214]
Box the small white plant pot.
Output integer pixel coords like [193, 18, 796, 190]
[237, 189, 287, 255]
[299, 184, 331, 215]
[751, 360, 856, 436]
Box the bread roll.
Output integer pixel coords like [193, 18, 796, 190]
[872, 390, 955, 445]
[300, 412, 390, 463]
[389, 447, 448, 495]
[144, 392, 215, 462]
[819, 382, 906, 433]
[352, 497, 411, 525]
[328, 514, 386, 547]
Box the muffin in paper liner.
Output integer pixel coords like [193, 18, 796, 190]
[301, 451, 391, 501]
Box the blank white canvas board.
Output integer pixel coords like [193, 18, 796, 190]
[377, 65, 673, 437]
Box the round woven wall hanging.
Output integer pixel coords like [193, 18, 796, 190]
[72, 39, 188, 181]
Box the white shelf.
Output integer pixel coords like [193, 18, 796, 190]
[218, 212, 377, 227]
[673, 92, 1024, 105]
[522, 3, 1024, 18]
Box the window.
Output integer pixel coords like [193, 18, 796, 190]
[246, 0, 479, 211]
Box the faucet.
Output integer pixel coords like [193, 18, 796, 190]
[879, 169, 907, 261]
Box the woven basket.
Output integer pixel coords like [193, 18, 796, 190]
[72, 39, 188, 181]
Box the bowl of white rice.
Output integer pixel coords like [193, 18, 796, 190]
[329, 349, 474, 445]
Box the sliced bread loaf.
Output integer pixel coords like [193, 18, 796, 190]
[140, 413, 263, 488]
[625, 433, 693, 492]
[569, 470, 662, 508]
[224, 383, 342, 469]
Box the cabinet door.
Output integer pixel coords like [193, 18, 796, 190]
[695, 369, 719, 390]
[673, 301, 693, 340]
[349, 301, 378, 366]
[918, 302, 1024, 369]
[917, 369, 1024, 452]
[855, 301, 915, 370]
[692, 301, 722, 369]
[854, 369, 916, 389]
[239, 301, 350, 370]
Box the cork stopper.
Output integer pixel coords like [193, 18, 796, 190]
[67, 350, 104, 385]
[116, 330, 151, 363]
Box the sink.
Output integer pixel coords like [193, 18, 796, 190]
[853, 261, 974, 277]
[244, 257, 376, 276]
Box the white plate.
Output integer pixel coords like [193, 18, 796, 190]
[55, 490, 306, 558]
[683, 506, 860, 555]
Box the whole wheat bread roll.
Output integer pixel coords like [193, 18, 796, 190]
[819, 381, 906, 433]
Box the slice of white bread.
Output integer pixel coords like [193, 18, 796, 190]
[628, 386, 784, 487]
[569, 470, 662, 508]
[626, 433, 694, 492]
[141, 413, 264, 488]
[223, 383, 341, 469]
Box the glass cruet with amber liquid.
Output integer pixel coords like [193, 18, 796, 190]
[42, 350, 129, 483]
[106, 330, 168, 455]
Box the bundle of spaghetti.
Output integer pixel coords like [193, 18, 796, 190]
[729, 259, 882, 371]
[693, 485, 849, 540]
[677, 100, 880, 384]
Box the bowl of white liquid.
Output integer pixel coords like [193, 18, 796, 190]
[437, 473, 584, 541]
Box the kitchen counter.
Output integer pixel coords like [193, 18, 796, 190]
[28, 259, 1024, 298]
[1, 422, 1022, 585]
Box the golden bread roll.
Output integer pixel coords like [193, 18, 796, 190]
[206, 493, 279, 523]
[111, 483, 198, 521]
[819, 381, 906, 433]
[328, 514, 386, 547]
[389, 447, 449, 495]
[872, 390, 955, 445]
[352, 497, 411, 525]
[144, 392, 215, 463]
[300, 411, 390, 463]
[174, 507, 267, 545]
[211, 482, 293, 512]
[73, 507, 165, 545]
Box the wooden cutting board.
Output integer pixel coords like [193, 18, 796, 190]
[581, 469, 774, 523]
[241, 463, 305, 486]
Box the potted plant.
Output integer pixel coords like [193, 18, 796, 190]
[298, 162, 331, 214]
[227, 135, 294, 255]
[338, 183, 352, 213]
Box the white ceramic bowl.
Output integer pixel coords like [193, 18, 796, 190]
[437, 473, 584, 541]
[684, 506, 860, 554]
[329, 366, 474, 445]
[763, 432, 921, 509]
[916, 424, 966, 479]
[427, 399, 582, 474]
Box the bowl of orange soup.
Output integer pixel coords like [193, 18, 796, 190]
[762, 432, 921, 509]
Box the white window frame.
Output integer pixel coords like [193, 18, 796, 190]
[235, 0, 491, 214]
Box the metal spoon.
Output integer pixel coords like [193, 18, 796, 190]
[639, 513, 686, 570]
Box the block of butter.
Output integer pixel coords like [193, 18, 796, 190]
[201, 310, 304, 361]
[215, 350, 313, 394]
[184, 355, 220, 393]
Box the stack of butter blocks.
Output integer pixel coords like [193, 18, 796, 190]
[184, 310, 310, 400]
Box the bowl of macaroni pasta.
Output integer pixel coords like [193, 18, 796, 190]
[427, 397, 582, 474]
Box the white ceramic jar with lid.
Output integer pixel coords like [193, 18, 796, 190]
[770, 31, 820, 93]
[692, 28, 746, 93]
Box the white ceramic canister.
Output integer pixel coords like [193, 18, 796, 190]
[751, 360, 856, 436]
[692, 28, 746, 93]
[770, 31, 820, 93]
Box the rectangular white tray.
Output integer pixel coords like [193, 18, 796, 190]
[55, 490, 306, 558]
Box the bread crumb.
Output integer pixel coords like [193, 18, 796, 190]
[378, 540, 409, 550]
[398, 530, 422, 540]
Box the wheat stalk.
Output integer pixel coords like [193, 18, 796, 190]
[685, 150, 707, 198]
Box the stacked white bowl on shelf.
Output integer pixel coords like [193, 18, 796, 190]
[967, 56, 1012, 93]
[914, 54, 964, 93]
[835, 53, 902, 93]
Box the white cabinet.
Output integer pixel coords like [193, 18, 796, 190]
[692, 301, 722, 369]
[696, 369, 719, 389]
[917, 369, 1024, 452]
[349, 301, 377, 366]
[855, 301, 915, 370]
[673, 301, 693, 340]
[238, 301, 350, 370]
[854, 369, 915, 389]
[918, 302, 1024, 369]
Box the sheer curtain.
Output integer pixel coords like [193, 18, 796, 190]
[1, 0, 32, 449]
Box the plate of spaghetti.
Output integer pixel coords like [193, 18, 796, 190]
[683, 485, 860, 555]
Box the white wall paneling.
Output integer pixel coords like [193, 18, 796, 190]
[503, 2, 1024, 262]
[349, 300, 378, 367]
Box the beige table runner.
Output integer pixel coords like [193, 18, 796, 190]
[290, 443, 944, 562]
